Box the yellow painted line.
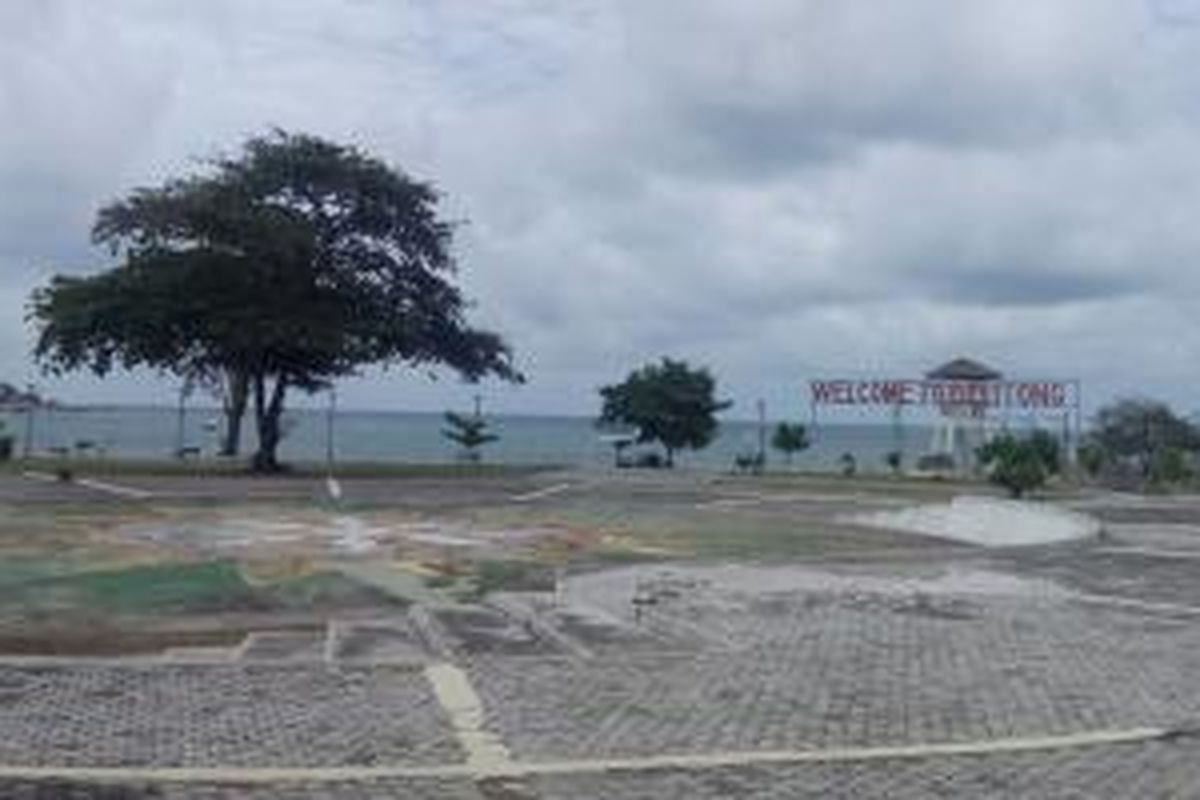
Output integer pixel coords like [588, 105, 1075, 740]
[394, 560, 445, 578]
[424, 662, 512, 771]
[0, 726, 1167, 784]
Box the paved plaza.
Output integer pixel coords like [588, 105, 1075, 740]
[0, 471, 1199, 796]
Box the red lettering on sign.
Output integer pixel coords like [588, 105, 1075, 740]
[811, 381, 838, 404]
[810, 378, 1072, 409]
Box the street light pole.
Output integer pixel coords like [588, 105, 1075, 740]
[325, 384, 342, 502]
[22, 383, 35, 460]
[176, 382, 188, 459]
[757, 398, 766, 469]
[326, 384, 337, 469]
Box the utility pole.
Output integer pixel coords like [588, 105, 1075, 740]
[22, 383, 35, 460]
[175, 382, 188, 459]
[756, 398, 766, 469]
[325, 384, 342, 502]
[326, 384, 338, 468]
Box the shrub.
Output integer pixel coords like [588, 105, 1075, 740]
[977, 434, 1050, 498]
[1150, 447, 1193, 485]
[839, 452, 857, 477]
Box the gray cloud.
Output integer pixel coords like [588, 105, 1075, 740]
[3, 0, 1200, 414]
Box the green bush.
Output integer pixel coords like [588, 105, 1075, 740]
[1078, 442, 1106, 478]
[977, 434, 1050, 498]
[1150, 447, 1193, 485]
[1027, 429, 1061, 476]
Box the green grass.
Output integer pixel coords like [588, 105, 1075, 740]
[471, 559, 556, 597]
[269, 570, 409, 609]
[58, 560, 258, 614]
[0, 560, 407, 618]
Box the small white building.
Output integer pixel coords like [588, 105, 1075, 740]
[924, 357, 1002, 471]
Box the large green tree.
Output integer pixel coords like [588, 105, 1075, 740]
[31, 131, 520, 471]
[598, 358, 730, 468]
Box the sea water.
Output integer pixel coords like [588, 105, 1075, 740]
[0, 406, 933, 473]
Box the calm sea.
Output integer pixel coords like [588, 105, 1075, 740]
[0, 406, 936, 473]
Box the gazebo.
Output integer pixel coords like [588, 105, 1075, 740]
[924, 357, 1003, 470]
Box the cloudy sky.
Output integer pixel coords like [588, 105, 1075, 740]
[4, 0, 1200, 419]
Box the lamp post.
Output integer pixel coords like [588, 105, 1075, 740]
[325, 384, 341, 501]
[176, 383, 187, 459]
[756, 398, 766, 471]
[22, 383, 35, 460]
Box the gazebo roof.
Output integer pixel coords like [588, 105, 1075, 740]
[925, 357, 1002, 381]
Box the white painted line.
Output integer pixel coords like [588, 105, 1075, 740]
[511, 483, 571, 503]
[23, 470, 153, 500]
[695, 492, 911, 511]
[1094, 547, 1200, 560]
[424, 662, 513, 772]
[323, 622, 340, 664]
[1072, 594, 1200, 617]
[0, 726, 1166, 783]
[74, 478, 154, 500]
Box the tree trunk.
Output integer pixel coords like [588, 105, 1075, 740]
[219, 370, 249, 457]
[250, 374, 288, 473]
[665, 446, 675, 469]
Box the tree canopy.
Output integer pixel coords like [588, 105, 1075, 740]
[442, 411, 499, 462]
[31, 130, 519, 470]
[1087, 398, 1200, 485]
[771, 422, 810, 466]
[597, 358, 730, 467]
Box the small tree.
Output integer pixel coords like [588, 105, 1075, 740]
[1150, 447, 1193, 485]
[1091, 398, 1200, 485]
[598, 358, 730, 468]
[1027, 429, 1061, 476]
[442, 411, 499, 462]
[771, 422, 810, 467]
[839, 452, 857, 477]
[977, 434, 1049, 498]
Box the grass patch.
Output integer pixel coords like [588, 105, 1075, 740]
[470, 559, 556, 598]
[268, 570, 409, 609]
[0, 560, 410, 622]
[56, 560, 260, 614]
